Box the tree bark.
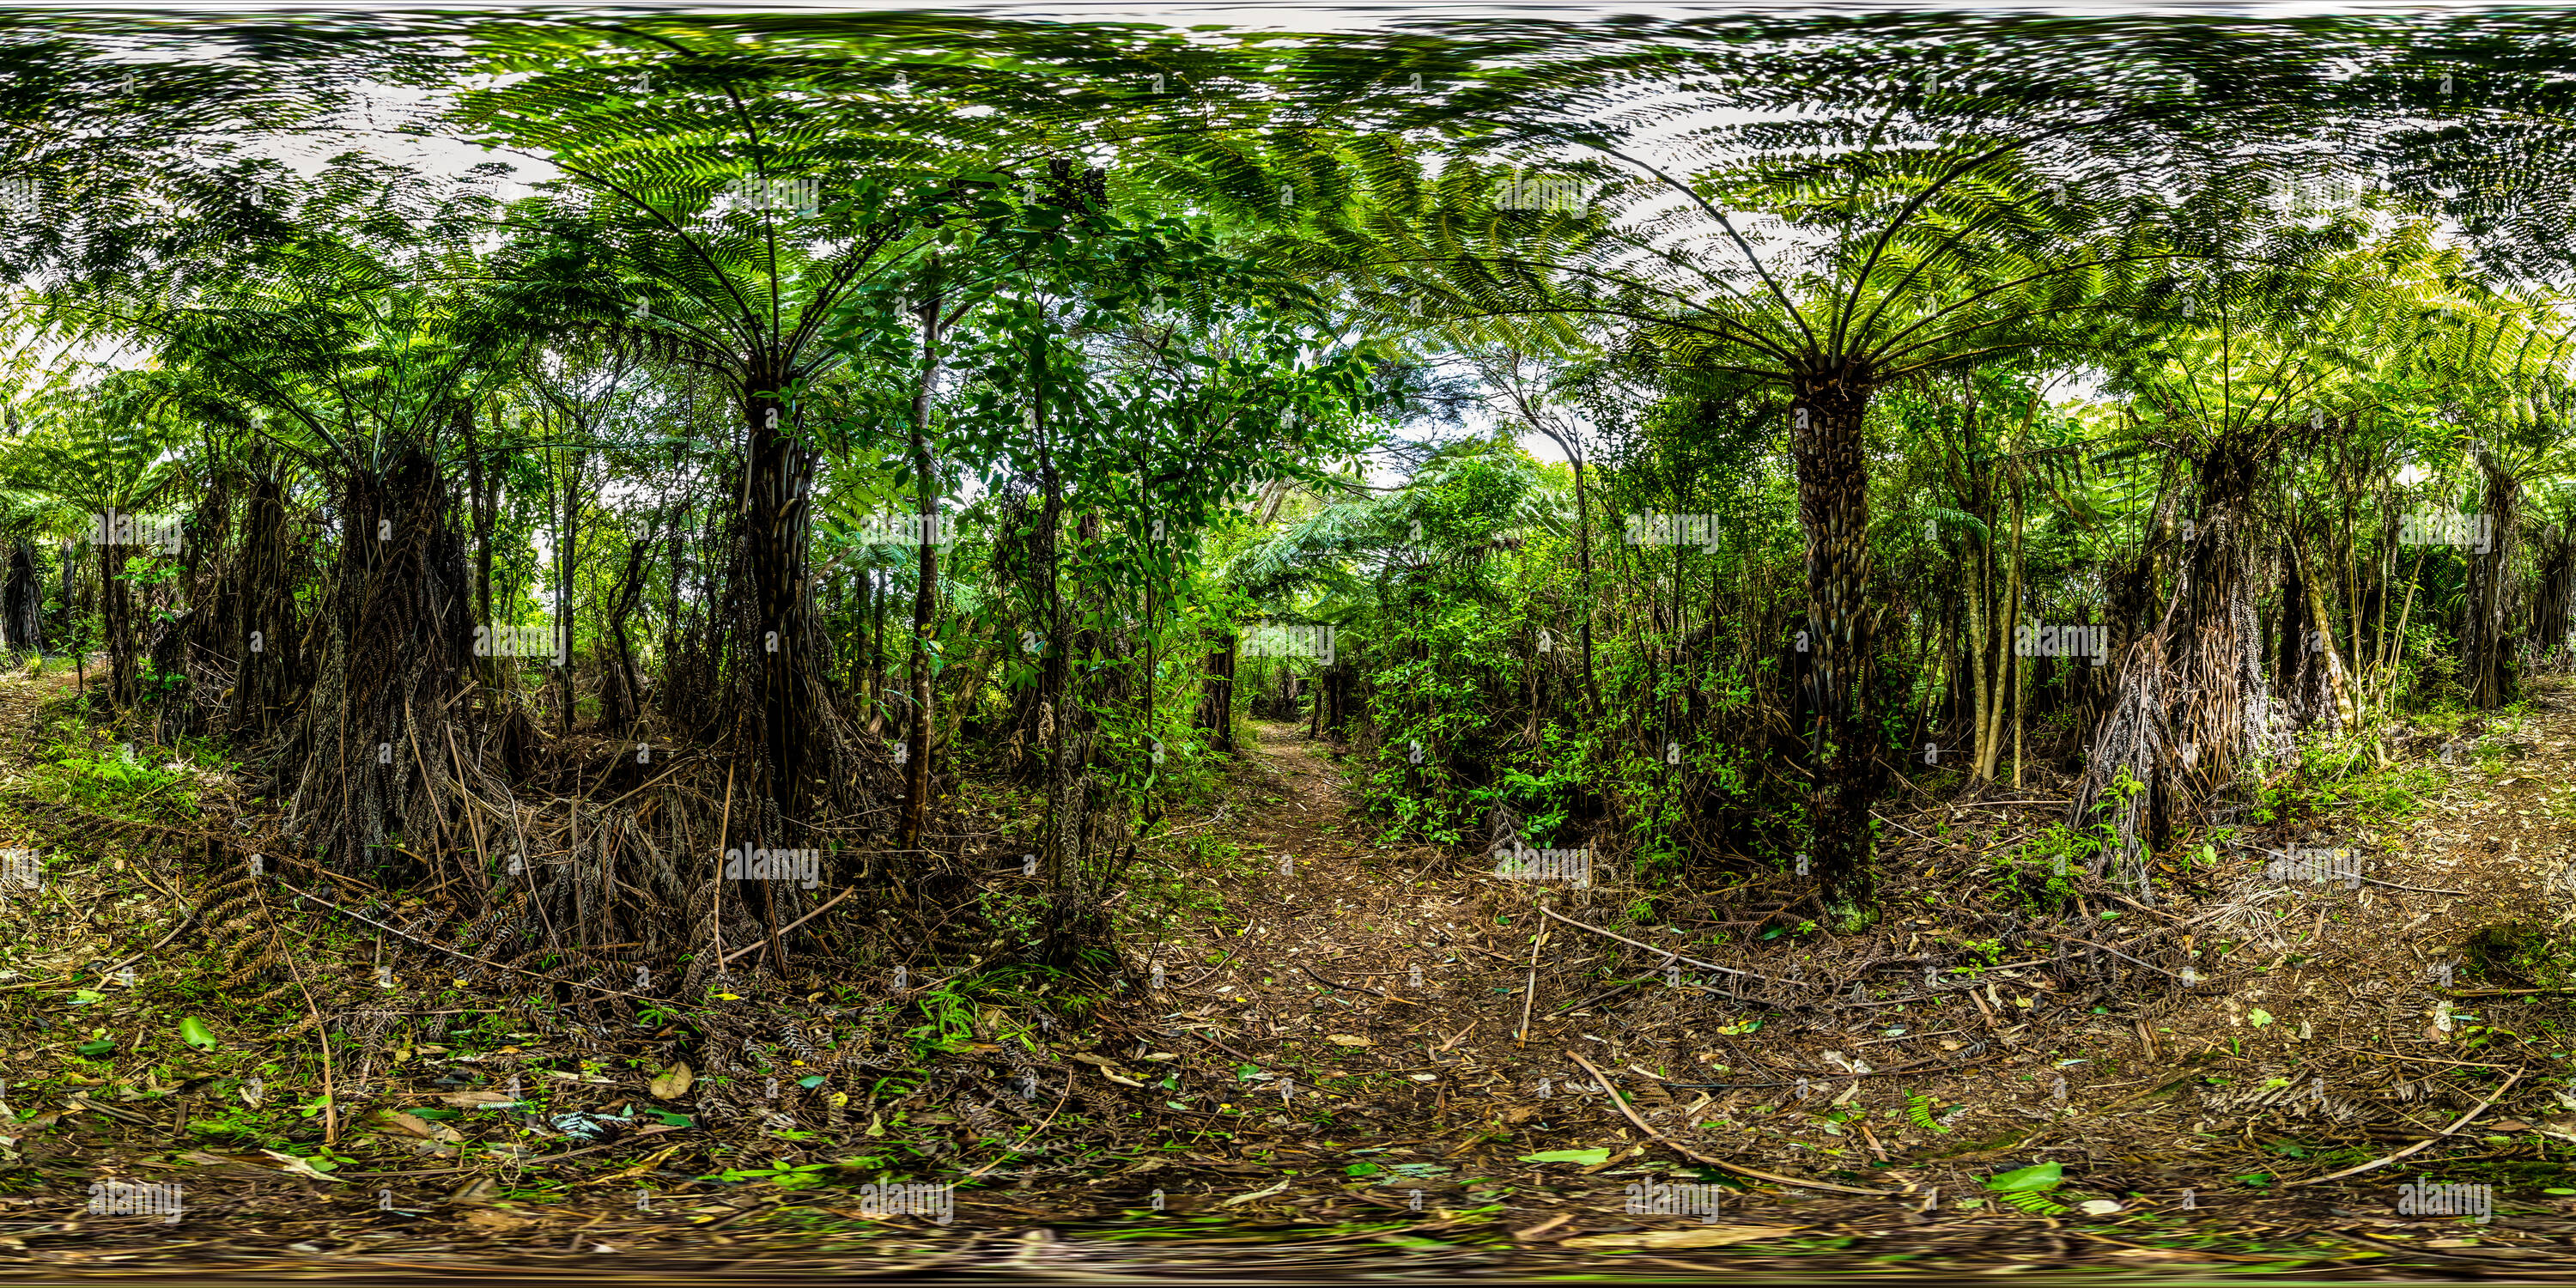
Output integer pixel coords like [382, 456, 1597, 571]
[3, 538, 41, 656]
[1789, 380, 1881, 920]
[745, 367, 818, 829]
[899, 283, 945, 853]
[2464, 457, 2521, 709]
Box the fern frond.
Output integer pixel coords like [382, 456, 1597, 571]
[2000, 1188, 2069, 1215]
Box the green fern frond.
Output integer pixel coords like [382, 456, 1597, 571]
[2000, 1188, 2069, 1215]
[1905, 1091, 1950, 1133]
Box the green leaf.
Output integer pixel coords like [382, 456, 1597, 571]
[1345, 1162, 1382, 1177]
[1985, 1162, 2064, 1192]
[1518, 1148, 1612, 1165]
[76, 1037, 116, 1058]
[179, 1017, 218, 1052]
[647, 1109, 694, 1127]
[796, 1075, 826, 1089]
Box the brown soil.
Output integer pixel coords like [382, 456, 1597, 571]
[7, 685, 2576, 1279]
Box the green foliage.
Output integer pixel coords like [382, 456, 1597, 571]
[1985, 1162, 2066, 1211]
[29, 726, 197, 822]
[1996, 823, 2105, 908]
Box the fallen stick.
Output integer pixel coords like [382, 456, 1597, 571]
[2364, 877, 2470, 896]
[961, 1080, 1076, 1183]
[1516, 924, 1545, 1045]
[254, 887, 337, 1146]
[720, 888, 856, 967]
[1538, 905, 1812, 987]
[1178, 1027, 1261, 1065]
[2285, 1071, 2522, 1187]
[1298, 962, 1404, 1002]
[1566, 1050, 1893, 1197]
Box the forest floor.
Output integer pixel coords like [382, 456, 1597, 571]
[3, 671, 2576, 1279]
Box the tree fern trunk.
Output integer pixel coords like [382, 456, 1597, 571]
[2465, 459, 2520, 709]
[1790, 380, 1881, 922]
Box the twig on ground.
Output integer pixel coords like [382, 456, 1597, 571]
[1516, 920, 1545, 1045]
[2285, 1072, 2523, 1187]
[1566, 1049, 1893, 1196]
[2365, 877, 2471, 896]
[1538, 905, 1812, 987]
[720, 888, 855, 967]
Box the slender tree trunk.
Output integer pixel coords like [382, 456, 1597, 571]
[1571, 455, 1599, 715]
[556, 452, 577, 738]
[2293, 526, 2358, 729]
[465, 404, 493, 637]
[899, 283, 945, 852]
[3, 538, 41, 656]
[1789, 379, 1881, 921]
[1978, 480, 2024, 781]
[2465, 459, 2521, 709]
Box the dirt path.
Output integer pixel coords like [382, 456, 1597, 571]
[1124, 699, 2576, 1255]
[10, 691, 2576, 1278]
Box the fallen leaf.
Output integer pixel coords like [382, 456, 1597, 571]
[375, 1109, 440, 1139]
[1520, 1148, 1613, 1165]
[1219, 1177, 1293, 1206]
[1561, 1224, 1799, 1249]
[649, 1062, 694, 1100]
[1986, 1162, 2063, 1192]
[461, 1207, 532, 1231]
[443, 1090, 518, 1109]
[258, 1150, 344, 1182]
[1326, 1035, 1373, 1048]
